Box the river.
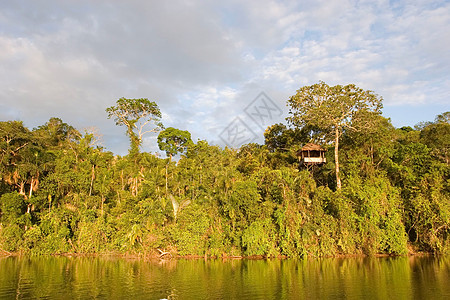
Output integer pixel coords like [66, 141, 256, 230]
[0, 255, 448, 299]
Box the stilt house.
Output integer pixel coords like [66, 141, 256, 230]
[297, 143, 327, 167]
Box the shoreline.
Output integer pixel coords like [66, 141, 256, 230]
[0, 249, 436, 260]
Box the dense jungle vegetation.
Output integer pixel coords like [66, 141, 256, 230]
[0, 83, 449, 257]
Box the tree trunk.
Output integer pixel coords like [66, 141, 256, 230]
[335, 127, 341, 190]
[121, 170, 124, 190]
[48, 194, 52, 212]
[101, 195, 105, 216]
[29, 177, 34, 199]
[165, 164, 168, 197]
[89, 165, 95, 196]
[19, 181, 26, 196]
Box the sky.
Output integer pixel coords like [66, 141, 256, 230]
[1, 0, 449, 156]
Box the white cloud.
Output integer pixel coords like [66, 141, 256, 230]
[0, 0, 448, 154]
[252, 0, 449, 107]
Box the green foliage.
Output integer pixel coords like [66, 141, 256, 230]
[171, 203, 210, 255]
[22, 225, 43, 253]
[343, 175, 408, 255]
[157, 127, 192, 159]
[226, 180, 263, 227]
[106, 98, 163, 155]
[37, 207, 74, 254]
[419, 112, 449, 164]
[34, 117, 79, 148]
[287, 82, 383, 131]
[287, 81, 383, 190]
[241, 219, 277, 256]
[264, 123, 311, 152]
[0, 192, 26, 223]
[75, 217, 109, 253]
[0, 102, 448, 257]
[0, 223, 24, 251]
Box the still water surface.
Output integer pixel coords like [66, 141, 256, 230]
[0, 256, 448, 299]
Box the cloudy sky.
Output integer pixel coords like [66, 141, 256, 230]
[1, 0, 449, 155]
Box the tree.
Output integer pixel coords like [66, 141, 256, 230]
[264, 124, 293, 152]
[287, 81, 383, 190]
[419, 111, 449, 165]
[264, 123, 318, 154]
[340, 114, 396, 176]
[157, 127, 192, 197]
[0, 121, 33, 196]
[34, 117, 79, 149]
[106, 98, 164, 155]
[0, 121, 31, 170]
[157, 127, 193, 161]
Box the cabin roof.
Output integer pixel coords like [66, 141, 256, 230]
[300, 143, 327, 151]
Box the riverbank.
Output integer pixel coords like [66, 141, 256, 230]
[0, 245, 436, 260]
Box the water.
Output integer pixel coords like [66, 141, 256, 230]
[0, 256, 448, 299]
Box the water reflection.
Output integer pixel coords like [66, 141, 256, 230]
[0, 256, 448, 299]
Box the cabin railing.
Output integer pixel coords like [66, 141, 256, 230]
[302, 157, 326, 163]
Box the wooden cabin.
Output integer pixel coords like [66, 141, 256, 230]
[297, 143, 327, 167]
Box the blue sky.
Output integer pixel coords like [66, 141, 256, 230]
[0, 0, 448, 155]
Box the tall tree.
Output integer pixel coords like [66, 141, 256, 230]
[0, 121, 32, 194]
[157, 127, 192, 161]
[106, 98, 163, 155]
[264, 123, 317, 152]
[419, 111, 449, 165]
[287, 81, 383, 189]
[34, 117, 79, 149]
[157, 127, 192, 197]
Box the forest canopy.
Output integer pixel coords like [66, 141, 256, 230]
[0, 88, 449, 257]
